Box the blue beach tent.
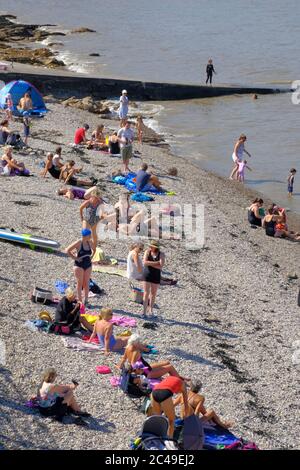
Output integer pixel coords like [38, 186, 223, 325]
[0, 80, 47, 116]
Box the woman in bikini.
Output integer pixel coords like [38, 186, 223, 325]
[88, 307, 129, 355]
[173, 379, 233, 428]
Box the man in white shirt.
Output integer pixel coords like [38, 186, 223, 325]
[117, 121, 134, 172]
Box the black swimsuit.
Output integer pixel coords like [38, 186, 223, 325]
[48, 164, 61, 179]
[74, 242, 92, 270]
[248, 209, 262, 227]
[265, 218, 276, 237]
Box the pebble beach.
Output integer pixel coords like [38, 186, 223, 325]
[0, 101, 299, 450]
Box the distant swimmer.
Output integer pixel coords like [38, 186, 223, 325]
[205, 59, 216, 85]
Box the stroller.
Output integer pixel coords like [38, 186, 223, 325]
[134, 416, 179, 450]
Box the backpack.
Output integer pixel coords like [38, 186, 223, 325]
[89, 279, 103, 295]
[31, 287, 53, 305]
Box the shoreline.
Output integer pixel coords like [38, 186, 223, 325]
[0, 101, 299, 450]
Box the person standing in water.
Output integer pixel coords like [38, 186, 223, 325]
[205, 59, 216, 85]
[229, 134, 251, 180]
[287, 168, 296, 197]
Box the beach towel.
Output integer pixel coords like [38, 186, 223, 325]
[131, 193, 154, 202]
[202, 422, 239, 449]
[61, 336, 102, 352]
[80, 313, 137, 328]
[92, 265, 128, 277]
[112, 172, 166, 195]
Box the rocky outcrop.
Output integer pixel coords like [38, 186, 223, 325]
[70, 27, 96, 34]
[0, 14, 66, 68]
[0, 45, 64, 68]
[61, 96, 111, 115]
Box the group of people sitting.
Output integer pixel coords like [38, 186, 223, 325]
[41, 147, 97, 187]
[74, 118, 144, 173]
[248, 198, 300, 241]
[37, 327, 232, 435]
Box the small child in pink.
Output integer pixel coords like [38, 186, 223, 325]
[237, 160, 252, 182]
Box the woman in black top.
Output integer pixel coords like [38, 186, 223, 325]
[206, 59, 216, 85]
[142, 240, 165, 316]
[55, 288, 81, 327]
[248, 198, 264, 227]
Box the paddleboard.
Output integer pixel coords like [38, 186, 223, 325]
[0, 229, 60, 250]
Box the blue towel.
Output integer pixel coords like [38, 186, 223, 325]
[131, 192, 155, 202]
[203, 425, 238, 449]
[55, 280, 69, 295]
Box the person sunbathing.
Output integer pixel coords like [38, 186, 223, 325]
[173, 379, 234, 429]
[37, 368, 90, 420]
[118, 334, 186, 380]
[57, 187, 86, 200]
[88, 307, 129, 355]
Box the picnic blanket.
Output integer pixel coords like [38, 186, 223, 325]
[92, 265, 127, 277]
[81, 313, 137, 328]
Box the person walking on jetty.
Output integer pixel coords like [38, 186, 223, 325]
[229, 134, 251, 180]
[205, 59, 216, 85]
[117, 121, 134, 173]
[287, 168, 296, 197]
[119, 89, 129, 127]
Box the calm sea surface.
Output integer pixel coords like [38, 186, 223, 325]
[4, 0, 300, 211]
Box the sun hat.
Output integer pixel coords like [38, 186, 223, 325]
[149, 240, 160, 249]
[81, 228, 92, 237]
[122, 89, 127, 94]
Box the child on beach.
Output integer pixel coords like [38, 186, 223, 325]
[287, 168, 296, 196]
[237, 159, 252, 182]
[136, 115, 144, 144]
[5, 93, 13, 121]
[23, 112, 31, 146]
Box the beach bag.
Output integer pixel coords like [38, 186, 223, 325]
[31, 287, 53, 305]
[52, 323, 72, 335]
[89, 279, 102, 295]
[129, 283, 144, 304]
